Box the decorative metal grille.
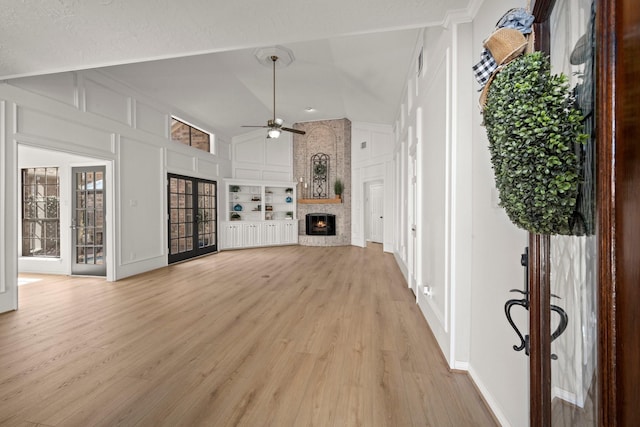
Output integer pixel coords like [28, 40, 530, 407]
[310, 153, 330, 198]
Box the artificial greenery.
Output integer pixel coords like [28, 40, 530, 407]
[313, 163, 327, 177]
[483, 52, 588, 235]
[334, 178, 344, 196]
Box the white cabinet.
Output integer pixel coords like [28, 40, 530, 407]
[263, 222, 281, 246]
[222, 223, 243, 249]
[242, 223, 262, 247]
[280, 221, 298, 244]
[221, 179, 298, 250]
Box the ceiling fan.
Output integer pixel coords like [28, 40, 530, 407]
[242, 55, 306, 138]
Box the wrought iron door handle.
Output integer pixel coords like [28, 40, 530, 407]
[505, 298, 530, 354]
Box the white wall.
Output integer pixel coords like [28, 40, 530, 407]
[0, 69, 231, 311]
[391, 0, 531, 425]
[469, 0, 529, 425]
[395, 21, 476, 373]
[232, 129, 293, 181]
[351, 122, 394, 252]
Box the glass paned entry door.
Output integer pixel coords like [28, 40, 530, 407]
[168, 174, 217, 263]
[72, 166, 106, 276]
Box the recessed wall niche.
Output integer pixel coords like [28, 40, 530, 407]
[293, 118, 351, 246]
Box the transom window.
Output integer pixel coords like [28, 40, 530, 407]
[170, 117, 212, 153]
[22, 167, 60, 257]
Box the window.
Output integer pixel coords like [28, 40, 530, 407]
[170, 117, 211, 153]
[22, 167, 60, 257]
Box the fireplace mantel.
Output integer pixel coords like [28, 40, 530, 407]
[298, 197, 342, 204]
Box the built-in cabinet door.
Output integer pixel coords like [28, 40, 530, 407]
[281, 221, 297, 244]
[242, 223, 261, 247]
[222, 223, 243, 249]
[263, 222, 281, 245]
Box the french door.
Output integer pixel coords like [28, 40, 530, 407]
[71, 166, 106, 276]
[529, 0, 640, 424]
[167, 174, 217, 264]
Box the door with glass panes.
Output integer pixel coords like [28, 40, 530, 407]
[168, 174, 217, 263]
[72, 166, 106, 276]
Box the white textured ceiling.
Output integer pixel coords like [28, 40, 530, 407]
[1, 0, 475, 139]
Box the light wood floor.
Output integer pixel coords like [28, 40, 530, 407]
[0, 244, 497, 426]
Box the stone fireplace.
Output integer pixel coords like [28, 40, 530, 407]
[306, 213, 336, 236]
[293, 118, 351, 246]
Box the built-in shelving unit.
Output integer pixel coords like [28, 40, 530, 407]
[222, 179, 298, 250]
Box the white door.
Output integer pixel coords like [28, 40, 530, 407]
[408, 154, 418, 295]
[368, 183, 384, 243]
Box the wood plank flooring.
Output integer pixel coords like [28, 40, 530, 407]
[0, 244, 497, 426]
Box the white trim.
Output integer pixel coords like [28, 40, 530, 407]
[0, 99, 5, 295]
[441, 0, 485, 28]
[444, 46, 452, 336]
[468, 365, 512, 427]
[453, 360, 469, 371]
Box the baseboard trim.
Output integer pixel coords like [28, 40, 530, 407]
[467, 365, 511, 427]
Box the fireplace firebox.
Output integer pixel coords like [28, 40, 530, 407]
[306, 213, 336, 236]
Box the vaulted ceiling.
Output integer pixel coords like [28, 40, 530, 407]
[1, 0, 477, 140]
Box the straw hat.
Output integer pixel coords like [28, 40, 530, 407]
[479, 71, 498, 110]
[484, 28, 528, 65]
[479, 28, 528, 110]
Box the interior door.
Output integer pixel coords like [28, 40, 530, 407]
[168, 174, 217, 264]
[408, 148, 418, 295]
[71, 166, 106, 276]
[368, 183, 384, 243]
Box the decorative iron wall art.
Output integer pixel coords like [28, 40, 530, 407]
[310, 153, 330, 198]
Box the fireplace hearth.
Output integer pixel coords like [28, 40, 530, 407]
[306, 213, 336, 236]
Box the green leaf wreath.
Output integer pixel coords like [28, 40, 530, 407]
[483, 52, 588, 235]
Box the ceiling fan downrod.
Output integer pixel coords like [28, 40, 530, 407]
[271, 55, 278, 125]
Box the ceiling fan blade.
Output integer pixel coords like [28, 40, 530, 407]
[241, 125, 269, 128]
[282, 127, 306, 135]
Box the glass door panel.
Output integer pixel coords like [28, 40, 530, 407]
[72, 166, 106, 276]
[549, 0, 597, 425]
[197, 181, 216, 249]
[168, 174, 217, 263]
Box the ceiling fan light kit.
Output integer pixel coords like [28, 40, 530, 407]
[241, 48, 306, 139]
[267, 128, 281, 139]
